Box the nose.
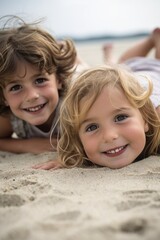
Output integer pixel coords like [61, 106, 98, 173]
[25, 88, 40, 102]
[102, 126, 118, 142]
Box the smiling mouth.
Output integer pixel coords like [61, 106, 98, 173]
[103, 145, 128, 156]
[24, 103, 46, 112]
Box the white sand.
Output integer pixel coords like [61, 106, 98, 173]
[0, 38, 160, 240]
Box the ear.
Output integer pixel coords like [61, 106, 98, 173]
[144, 122, 149, 132]
[4, 99, 9, 106]
[57, 81, 62, 90]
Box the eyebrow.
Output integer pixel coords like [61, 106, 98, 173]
[7, 73, 46, 85]
[80, 118, 95, 126]
[80, 107, 131, 126]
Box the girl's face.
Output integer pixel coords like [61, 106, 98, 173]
[3, 61, 61, 129]
[79, 86, 149, 169]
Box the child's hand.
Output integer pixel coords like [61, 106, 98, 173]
[32, 159, 62, 170]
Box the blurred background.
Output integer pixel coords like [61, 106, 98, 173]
[1, 0, 160, 39]
[1, 0, 160, 65]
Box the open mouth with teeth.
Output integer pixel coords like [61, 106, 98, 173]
[24, 103, 46, 112]
[102, 144, 128, 157]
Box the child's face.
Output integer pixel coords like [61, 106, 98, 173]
[79, 86, 149, 169]
[3, 61, 61, 127]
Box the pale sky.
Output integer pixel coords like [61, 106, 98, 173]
[0, 0, 160, 38]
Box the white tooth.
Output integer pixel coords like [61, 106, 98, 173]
[107, 146, 124, 154]
[27, 104, 43, 112]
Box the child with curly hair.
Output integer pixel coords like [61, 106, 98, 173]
[0, 15, 77, 156]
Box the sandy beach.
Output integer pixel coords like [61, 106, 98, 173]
[0, 37, 160, 240]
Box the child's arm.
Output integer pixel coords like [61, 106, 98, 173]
[0, 116, 57, 154]
[0, 115, 62, 169]
[0, 116, 13, 138]
[0, 137, 57, 154]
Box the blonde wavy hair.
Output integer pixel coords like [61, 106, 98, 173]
[58, 65, 160, 168]
[0, 15, 77, 115]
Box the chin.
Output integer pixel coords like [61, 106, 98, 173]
[28, 119, 45, 126]
[108, 161, 133, 169]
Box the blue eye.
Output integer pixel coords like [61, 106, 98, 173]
[86, 124, 98, 132]
[115, 114, 128, 122]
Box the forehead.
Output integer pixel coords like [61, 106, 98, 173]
[4, 60, 43, 86]
[79, 85, 133, 116]
[13, 60, 39, 77]
[80, 84, 121, 104]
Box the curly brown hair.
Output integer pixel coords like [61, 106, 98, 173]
[0, 15, 77, 115]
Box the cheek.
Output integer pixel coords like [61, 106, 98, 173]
[127, 125, 146, 148]
[50, 92, 59, 108]
[47, 87, 59, 100]
[4, 95, 19, 108]
[80, 136, 96, 157]
[123, 122, 145, 137]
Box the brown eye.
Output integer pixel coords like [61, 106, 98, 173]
[35, 78, 45, 84]
[10, 85, 22, 92]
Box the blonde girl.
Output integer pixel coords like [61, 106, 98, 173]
[58, 65, 160, 169]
